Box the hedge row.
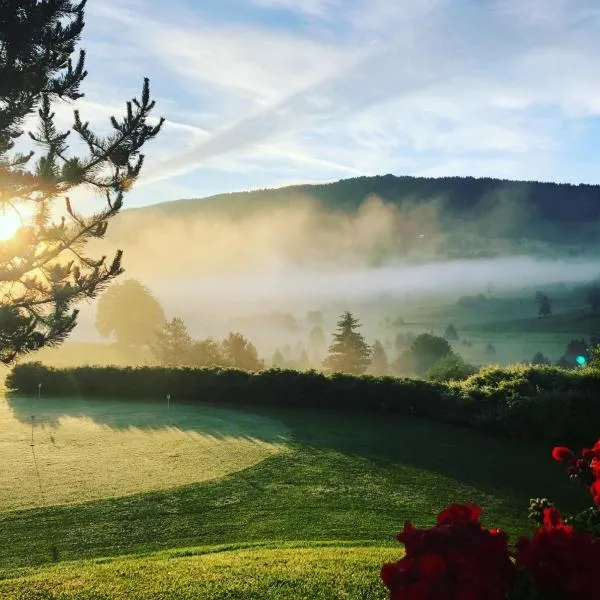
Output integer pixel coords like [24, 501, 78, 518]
[7, 362, 445, 415]
[7, 362, 600, 441]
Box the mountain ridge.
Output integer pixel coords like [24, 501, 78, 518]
[128, 174, 600, 225]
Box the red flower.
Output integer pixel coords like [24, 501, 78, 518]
[419, 553, 446, 580]
[590, 480, 600, 506]
[552, 446, 575, 462]
[516, 521, 600, 600]
[381, 505, 514, 600]
[542, 507, 573, 532]
[436, 503, 482, 525]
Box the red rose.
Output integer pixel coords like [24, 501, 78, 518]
[419, 553, 446, 580]
[436, 503, 482, 525]
[551, 446, 575, 462]
[516, 523, 600, 600]
[381, 505, 514, 600]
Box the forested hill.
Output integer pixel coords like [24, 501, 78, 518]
[132, 174, 600, 224]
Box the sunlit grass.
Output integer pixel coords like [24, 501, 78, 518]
[0, 545, 398, 599]
[0, 396, 289, 512]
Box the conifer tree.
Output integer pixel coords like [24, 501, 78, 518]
[323, 311, 371, 374]
[534, 291, 552, 318]
[0, 1, 163, 363]
[272, 348, 285, 369]
[370, 339, 388, 375]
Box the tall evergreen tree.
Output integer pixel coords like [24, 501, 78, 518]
[0, 1, 163, 363]
[323, 311, 371, 374]
[272, 348, 285, 369]
[308, 325, 326, 354]
[370, 339, 388, 375]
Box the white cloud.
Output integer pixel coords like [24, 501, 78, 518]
[80, 0, 600, 194]
[248, 0, 340, 17]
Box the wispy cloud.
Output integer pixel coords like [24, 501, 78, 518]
[248, 0, 341, 17]
[74, 0, 600, 205]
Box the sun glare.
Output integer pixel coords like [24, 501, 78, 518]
[0, 209, 23, 241]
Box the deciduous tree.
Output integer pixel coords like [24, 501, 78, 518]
[95, 279, 165, 348]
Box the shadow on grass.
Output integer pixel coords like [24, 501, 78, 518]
[263, 406, 588, 513]
[4, 394, 288, 444]
[0, 400, 590, 570]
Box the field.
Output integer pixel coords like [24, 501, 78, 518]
[0, 397, 588, 598]
[0, 546, 398, 600]
[0, 396, 288, 512]
[378, 288, 598, 366]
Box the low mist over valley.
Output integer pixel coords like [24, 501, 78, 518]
[36, 175, 600, 371]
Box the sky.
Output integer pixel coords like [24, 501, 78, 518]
[59, 0, 600, 208]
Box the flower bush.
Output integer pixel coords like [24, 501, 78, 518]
[381, 438, 600, 600]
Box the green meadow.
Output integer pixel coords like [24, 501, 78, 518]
[0, 396, 587, 598]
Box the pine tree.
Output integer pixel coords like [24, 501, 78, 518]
[308, 325, 326, 353]
[298, 349, 310, 371]
[272, 348, 285, 368]
[323, 311, 371, 374]
[0, 1, 163, 363]
[370, 339, 388, 375]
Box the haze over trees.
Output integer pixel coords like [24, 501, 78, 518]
[95, 280, 165, 349]
[588, 284, 600, 313]
[534, 291, 552, 318]
[0, 0, 162, 363]
[444, 324, 459, 341]
[407, 333, 453, 375]
[152, 318, 193, 367]
[323, 311, 371, 375]
[370, 340, 388, 376]
[222, 332, 263, 371]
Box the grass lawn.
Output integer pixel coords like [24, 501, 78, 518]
[0, 545, 399, 599]
[0, 401, 587, 572]
[0, 396, 288, 511]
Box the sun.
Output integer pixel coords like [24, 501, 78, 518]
[0, 208, 24, 241]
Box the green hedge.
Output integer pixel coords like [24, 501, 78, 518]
[446, 364, 600, 441]
[7, 362, 600, 442]
[6, 362, 446, 416]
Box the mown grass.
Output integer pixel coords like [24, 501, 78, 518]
[0, 396, 288, 511]
[0, 405, 587, 570]
[0, 545, 399, 599]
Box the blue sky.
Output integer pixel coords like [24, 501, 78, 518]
[60, 0, 600, 208]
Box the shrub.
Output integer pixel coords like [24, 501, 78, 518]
[427, 353, 476, 382]
[446, 364, 600, 440]
[8, 362, 600, 442]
